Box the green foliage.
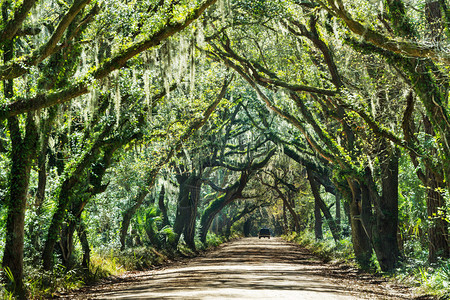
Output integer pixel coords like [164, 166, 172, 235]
[2, 264, 86, 299]
[160, 226, 177, 245]
[205, 232, 226, 247]
[115, 247, 168, 271]
[0, 0, 450, 298]
[284, 231, 354, 264]
[395, 260, 450, 298]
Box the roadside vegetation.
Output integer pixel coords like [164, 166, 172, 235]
[1, 0, 450, 299]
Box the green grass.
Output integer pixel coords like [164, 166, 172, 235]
[0, 234, 234, 299]
[395, 260, 450, 298]
[283, 231, 354, 264]
[284, 231, 450, 298]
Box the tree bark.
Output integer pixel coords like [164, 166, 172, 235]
[120, 77, 230, 249]
[2, 115, 37, 299]
[423, 117, 450, 262]
[308, 169, 341, 242]
[346, 179, 373, 268]
[77, 220, 90, 269]
[363, 147, 401, 272]
[377, 147, 400, 270]
[1, 13, 37, 295]
[42, 123, 114, 270]
[314, 195, 323, 240]
[158, 185, 170, 228]
[335, 191, 341, 228]
[271, 185, 300, 233]
[282, 201, 288, 234]
[120, 189, 150, 250]
[200, 173, 249, 243]
[173, 173, 202, 251]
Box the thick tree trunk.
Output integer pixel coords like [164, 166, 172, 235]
[1, 12, 28, 297]
[225, 218, 232, 238]
[426, 168, 449, 262]
[184, 176, 202, 250]
[173, 173, 201, 250]
[158, 185, 170, 228]
[59, 218, 77, 269]
[423, 118, 449, 262]
[314, 197, 323, 240]
[347, 179, 372, 268]
[376, 148, 400, 270]
[58, 197, 88, 269]
[43, 123, 115, 269]
[2, 115, 36, 299]
[42, 184, 75, 270]
[363, 148, 401, 272]
[200, 196, 228, 243]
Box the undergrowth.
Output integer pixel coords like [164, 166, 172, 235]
[283, 231, 354, 264]
[395, 259, 450, 299]
[284, 231, 449, 299]
[0, 234, 231, 299]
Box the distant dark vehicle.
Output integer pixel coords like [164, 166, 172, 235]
[258, 228, 271, 239]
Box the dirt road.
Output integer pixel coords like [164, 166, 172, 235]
[68, 237, 420, 299]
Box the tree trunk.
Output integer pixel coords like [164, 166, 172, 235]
[270, 184, 301, 233]
[314, 196, 323, 240]
[225, 218, 232, 238]
[2, 9, 33, 296]
[308, 169, 341, 242]
[2, 115, 37, 299]
[158, 185, 170, 228]
[376, 147, 400, 270]
[184, 176, 202, 250]
[243, 218, 251, 237]
[347, 179, 373, 268]
[335, 191, 341, 228]
[59, 218, 77, 269]
[226, 205, 258, 238]
[199, 173, 249, 243]
[120, 190, 148, 250]
[43, 123, 115, 269]
[173, 172, 202, 250]
[282, 201, 288, 234]
[363, 147, 401, 272]
[426, 168, 449, 262]
[77, 220, 91, 269]
[423, 118, 449, 262]
[42, 179, 77, 270]
[290, 197, 297, 232]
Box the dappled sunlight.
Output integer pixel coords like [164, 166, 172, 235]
[71, 238, 414, 299]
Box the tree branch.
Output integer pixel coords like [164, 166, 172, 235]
[0, 0, 92, 80]
[316, 0, 450, 65]
[0, 0, 37, 42]
[0, 0, 217, 119]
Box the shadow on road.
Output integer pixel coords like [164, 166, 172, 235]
[72, 238, 416, 299]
